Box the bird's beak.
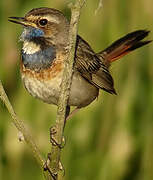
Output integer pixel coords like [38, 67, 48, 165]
[8, 17, 36, 27]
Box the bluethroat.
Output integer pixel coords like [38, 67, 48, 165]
[9, 8, 151, 113]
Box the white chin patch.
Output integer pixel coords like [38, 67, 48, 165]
[22, 41, 41, 54]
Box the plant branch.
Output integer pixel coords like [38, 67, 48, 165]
[48, 0, 86, 179]
[0, 80, 52, 180]
[95, 0, 103, 15]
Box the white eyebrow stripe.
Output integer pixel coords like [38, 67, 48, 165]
[42, 15, 60, 24]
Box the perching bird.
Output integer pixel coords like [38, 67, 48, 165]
[9, 7, 151, 116]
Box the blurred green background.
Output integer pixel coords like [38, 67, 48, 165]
[0, 0, 153, 180]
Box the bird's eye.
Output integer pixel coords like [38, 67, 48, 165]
[38, 19, 48, 26]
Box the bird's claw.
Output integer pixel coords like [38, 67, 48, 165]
[43, 153, 65, 179]
[43, 153, 57, 180]
[50, 126, 66, 149]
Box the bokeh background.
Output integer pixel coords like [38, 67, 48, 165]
[0, 0, 153, 180]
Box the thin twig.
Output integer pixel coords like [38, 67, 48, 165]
[48, 0, 86, 179]
[0, 80, 52, 180]
[95, 0, 103, 15]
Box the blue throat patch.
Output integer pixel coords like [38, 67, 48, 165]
[21, 46, 56, 71]
[20, 27, 44, 41]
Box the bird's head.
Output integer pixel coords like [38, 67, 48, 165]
[9, 7, 69, 46]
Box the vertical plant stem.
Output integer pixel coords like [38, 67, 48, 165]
[49, 0, 86, 179]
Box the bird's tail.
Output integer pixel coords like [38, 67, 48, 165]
[97, 30, 151, 67]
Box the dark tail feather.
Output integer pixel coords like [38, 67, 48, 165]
[97, 30, 151, 65]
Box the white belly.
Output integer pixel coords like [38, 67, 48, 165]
[22, 71, 98, 107]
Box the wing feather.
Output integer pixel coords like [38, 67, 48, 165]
[75, 36, 116, 94]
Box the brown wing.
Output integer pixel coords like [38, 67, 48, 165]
[75, 36, 116, 94]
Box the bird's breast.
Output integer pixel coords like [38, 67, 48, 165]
[21, 62, 99, 107]
[20, 46, 99, 107]
[21, 42, 56, 71]
[21, 59, 64, 105]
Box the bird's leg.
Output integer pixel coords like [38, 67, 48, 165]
[45, 106, 70, 178]
[49, 105, 70, 149]
[64, 105, 70, 126]
[44, 153, 65, 179]
[43, 153, 58, 180]
[50, 126, 66, 149]
[50, 106, 80, 149]
[66, 107, 81, 121]
[45, 106, 79, 178]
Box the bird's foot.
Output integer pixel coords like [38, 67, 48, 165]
[43, 153, 65, 179]
[50, 126, 66, 149]
[43, 153, 58, 180]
